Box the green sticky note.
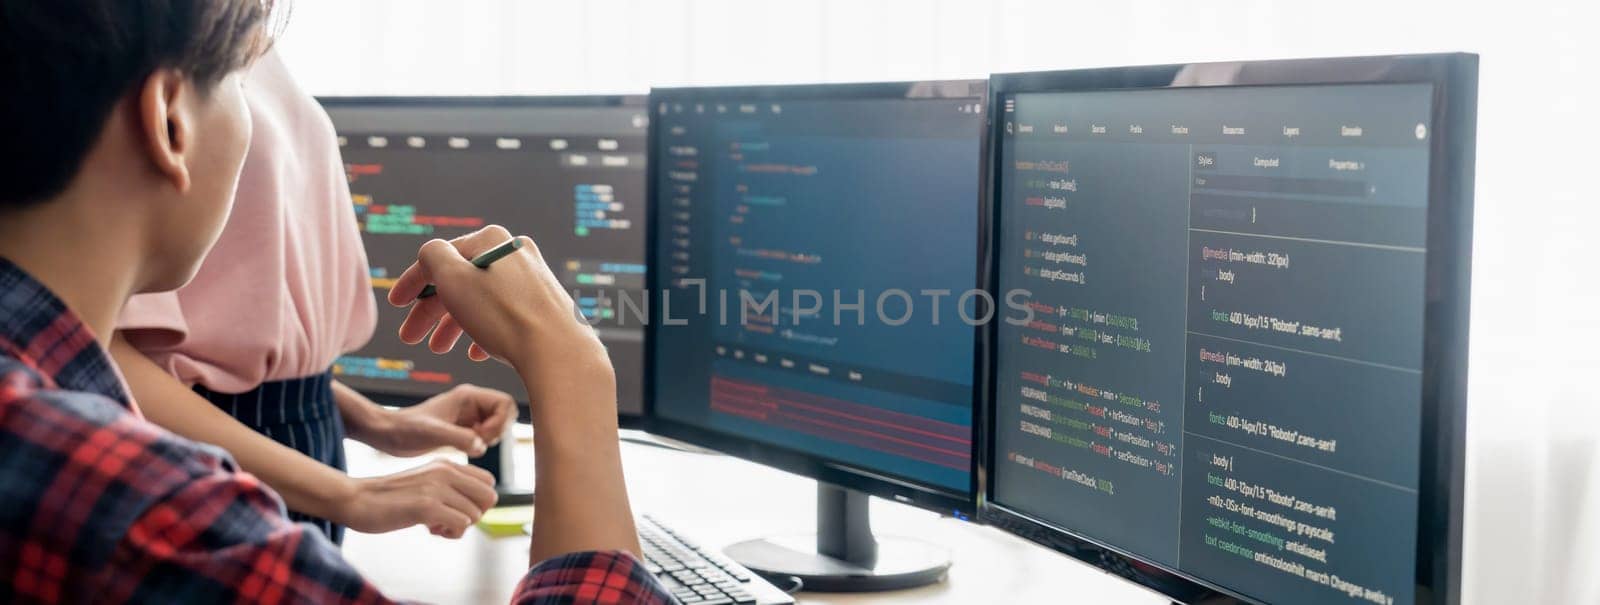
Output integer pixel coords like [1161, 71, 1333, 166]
[477, 505, 534, 538]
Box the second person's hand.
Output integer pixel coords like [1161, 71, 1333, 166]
[331, 459, 499, 539]
[346, 384, 517, 458]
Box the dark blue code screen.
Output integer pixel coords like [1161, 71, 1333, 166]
[992, 84, 1433, 605]
[652, 95, 984, 492]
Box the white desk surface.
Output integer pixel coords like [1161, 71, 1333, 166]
[341, 435, 1171, 604]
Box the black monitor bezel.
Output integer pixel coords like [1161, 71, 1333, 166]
[642, 80, 991, 518]
[317, 94, 651, 428]
[978, 53, 1477, 604]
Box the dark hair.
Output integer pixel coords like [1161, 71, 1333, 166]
[0, 1, 283, 208]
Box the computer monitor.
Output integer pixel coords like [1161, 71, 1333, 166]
[320, 96, 650, 429]
[982, 54, 1476, 604]
[645, 81, 989, 591]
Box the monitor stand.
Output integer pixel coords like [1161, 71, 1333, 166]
[471, 441, 534, 506]
[723, 484, 951, 592]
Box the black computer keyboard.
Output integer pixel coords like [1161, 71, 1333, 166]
[639, 515, 795, 605]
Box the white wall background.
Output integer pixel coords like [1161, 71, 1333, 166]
[278, 1, 1600, 602]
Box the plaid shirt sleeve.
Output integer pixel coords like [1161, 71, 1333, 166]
[103, 415, 676, 604]
[106, 459, 390, 603]
[110, 441, 675, 604]
[0, 362, 673, 604]
[514, 551, 678, 605]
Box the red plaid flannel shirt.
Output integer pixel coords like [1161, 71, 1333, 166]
[0, 258, 674, 604]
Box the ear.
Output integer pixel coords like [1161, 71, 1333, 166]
[136, 69, 195, 193]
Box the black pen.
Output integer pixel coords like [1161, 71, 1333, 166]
[415, 238, 524, 299]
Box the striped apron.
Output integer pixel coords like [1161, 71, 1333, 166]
[194, 370, 347, 544]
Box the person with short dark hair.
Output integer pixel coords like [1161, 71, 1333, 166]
[0, 2, 670, 602]
[109, 45, 523, 547]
